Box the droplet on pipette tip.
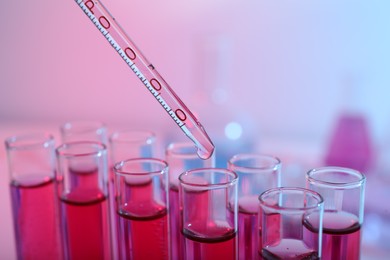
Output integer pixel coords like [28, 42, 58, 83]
[196, 145, 214, 160]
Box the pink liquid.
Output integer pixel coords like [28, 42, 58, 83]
[108, 168, 119, 260]
[260, 239, 319, 260]
[303, 210, 361, 260]
[117, 210, 168, 260]
[183, 229, 237, 260]
[259, 212, 281, 253]
[238, 209, 257, 260]
[116, 180, 169, 260]
[10, 177, 63, 260]
[181, 186, 237, 260]
[60, 169, 111, 260]
[169, 186, 185, 260]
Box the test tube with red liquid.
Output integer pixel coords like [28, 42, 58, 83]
[109, 130, 157, 258]
[179, 168, 238, 260]
[114, 158, 169, 260]
[5, 133, 63, 260]
[258, 187, 324, 259]
[60, 121, 108, 144]
[228, 154, 281, 260]
[56, 141, 112, 259]
[306, 167, 366, 260]
[165, 142, 215, 259]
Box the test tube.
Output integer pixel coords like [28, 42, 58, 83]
[165, 142, 215, 259]
[60, 120, 108, 144]
[179, 168, 238, 260]
[5, 133, 63, 260]
[306, 166, 366, 260]
[258, 187, 324, 259]
[56, 141, 112, 259]
[114, 158, 169, 260]
[109, 130, 156, 164]
[109, 129, 156, 258]
[227, 154, 281, 260]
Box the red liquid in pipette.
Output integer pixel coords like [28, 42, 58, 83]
[73, 0, 215, 160]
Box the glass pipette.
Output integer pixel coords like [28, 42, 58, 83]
[73, 0, 214, 159]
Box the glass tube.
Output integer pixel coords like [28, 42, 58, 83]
[165, 142, 215, 259]
[179, 168, 238, 260]
[258, 187, 324, 259]
[306, 166, 366, 260]
[109, 129, 156, 258]
[114, 158, 169, 260]
[228, 154, 281, 260]
[56, 141, 112, 259]
[60, 120, 108, 144]
[5, 133, 63, 260]
[109, 130, 156, 164]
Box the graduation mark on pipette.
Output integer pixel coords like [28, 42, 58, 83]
[73, 0, 214, 159]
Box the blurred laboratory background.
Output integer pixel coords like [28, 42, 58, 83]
[1, 0, 389, 259]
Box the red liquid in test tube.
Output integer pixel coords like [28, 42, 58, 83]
[306, 167, 365, 260]
[168, 187, 185, 259]
[6, 134, 63, 260]
[166, 142, 215, 260]
[11, 178, 63, 259]
[303, 211, 361, 260]
[260, 239, 319, 260]
[259, 188, 323, 260]
[114, 158, 169, 260]
[116, 181, 168, 260]
[182, 190, 236, 260]
[56, 142, 112, 259]
[179, 169, 238, 260]
[228, 154, 281, 260]
[60, 168, 111, 260]
[183, 228, 237, 260]
[237, 197, 259, 259]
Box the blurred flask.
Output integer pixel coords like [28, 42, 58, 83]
[324, 75, 373, 173]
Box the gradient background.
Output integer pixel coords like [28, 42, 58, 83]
[1, 0, 390, 258]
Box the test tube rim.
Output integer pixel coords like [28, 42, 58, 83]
[114, 157, 168, 176]
[56, 141, 107, 158]
[60, 120, 107, 135]
[109, 129, 156, 144]
[5, 132, 55, 150]
[258, 187, 324, 212]
[178, 167, 238, 189]
[166, 142, 199, 160]
[228, 153, 281, 172]
[306, 166, 366, 189]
